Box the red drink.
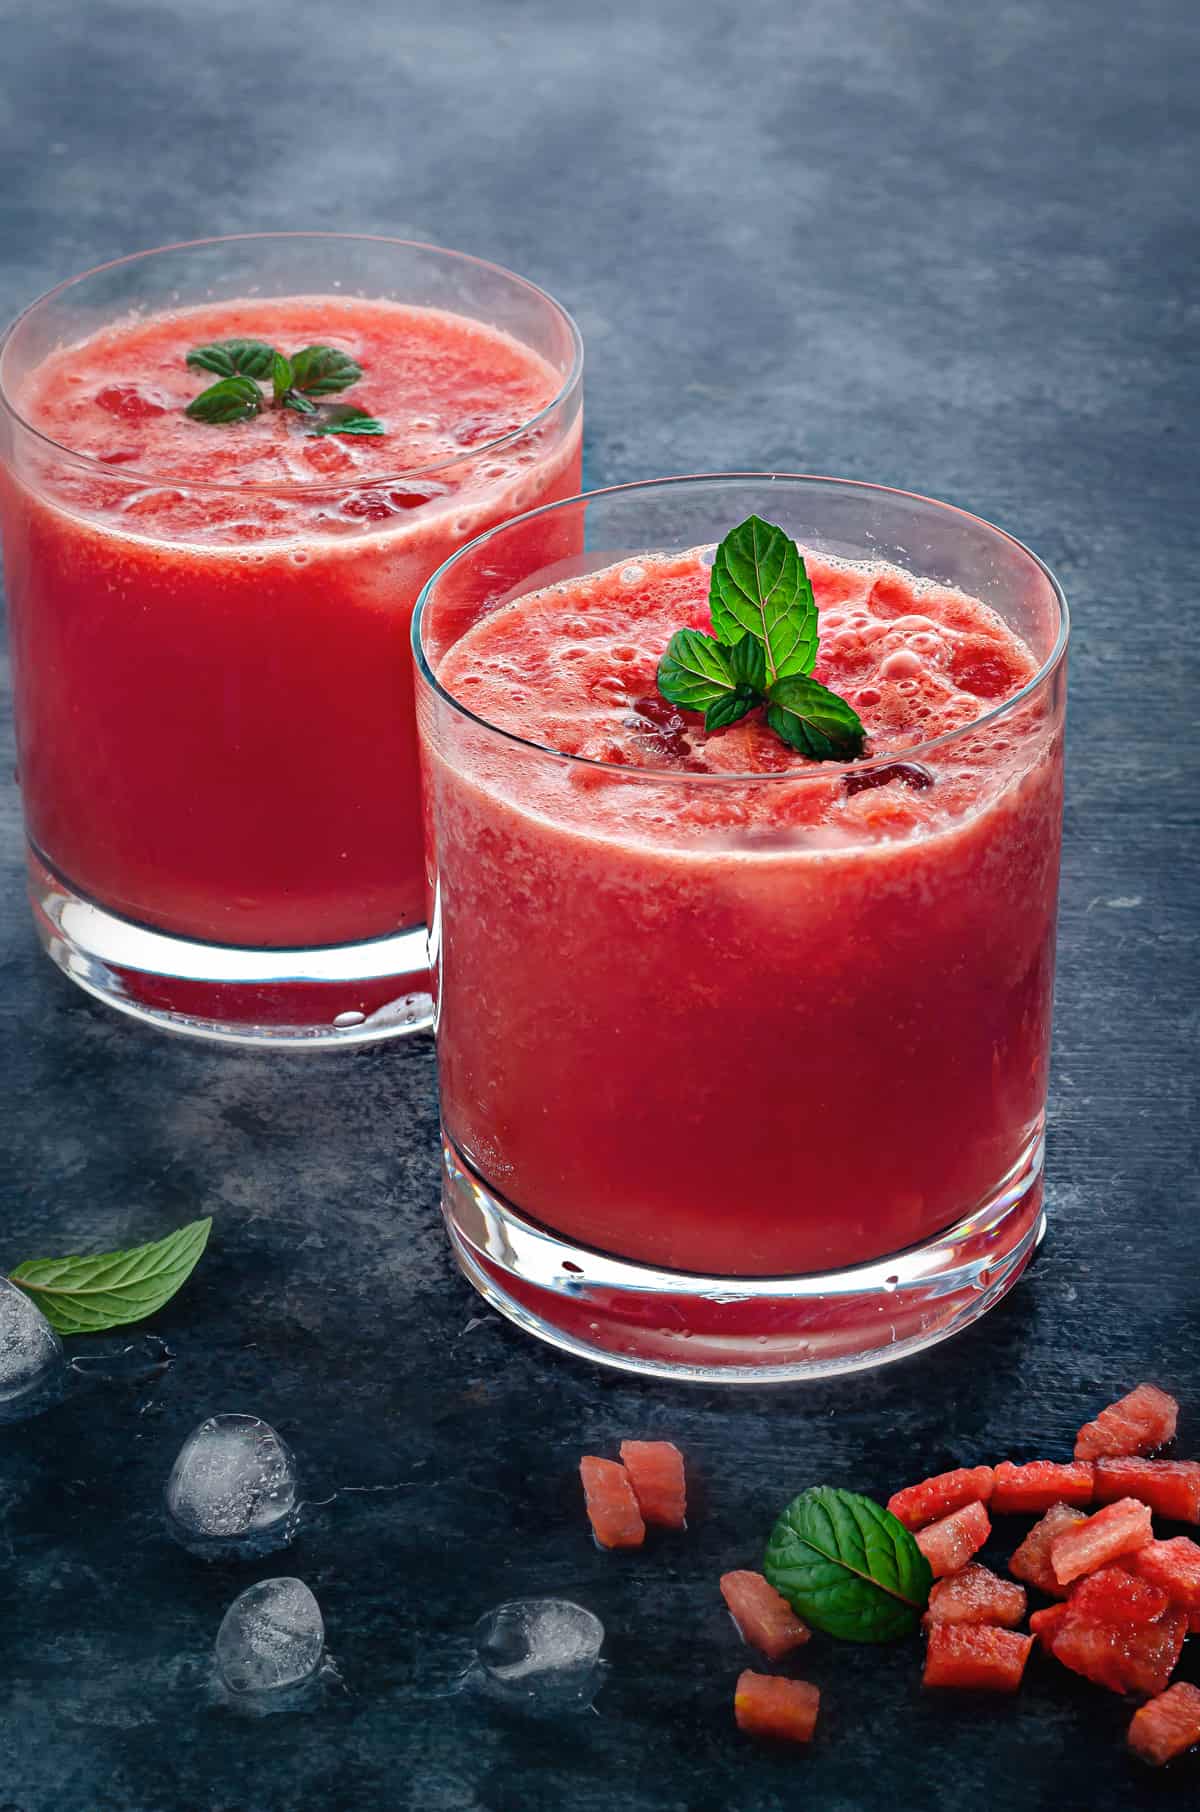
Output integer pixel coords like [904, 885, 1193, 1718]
[416, 477, 1068, 1379]
[0, 237, 582, 1041]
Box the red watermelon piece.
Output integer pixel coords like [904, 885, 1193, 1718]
[923, 1623, 1033, 1692]
[1009, 1502, 1088, 1597]
[916, 1499, 991, 1578]
[922, 1563, 1026, 1629]
[1093, 1457, 1200, 1523]
[1069, 1563, 1171, 1626]
[887, 1466, 995, 1531]
[734, 1670, 820, 1743]
[1075, 1384, 1179, 1462]
[618, 1441, 687, 1528]
[720, 1571, 810, 1660]
[1050, 1498, 1154, 1585]
[579, 1456, 645, 1549]
[1029, 1603, 1070, 1649]
[1128, 1681, 1200, 1766]
[991, 1459, 1094, 1514]
[1050, 1606, 1186, 1698]
[1132, 1537, 1200, 1625]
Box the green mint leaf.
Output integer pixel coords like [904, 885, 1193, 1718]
[765, 673, 865, 761]
[186, 339, 277, 380]
[283, 391, 318, 416]
[10, 1218, 212, 1336]
[726, 633, 767, 692]
[763, 1486, 932, 1643]
[272, 352, 294, 405]
[703, 688, 758, 732]
[310, 406, 385, 437]
[709, 515, 818, 684]
[184, 376, 263, 424]
[289, 345, 363, 397]
[657, 628, 740, 712]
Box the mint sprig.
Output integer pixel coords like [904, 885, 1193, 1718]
[763, 1486, 933, 1643]
[184, 338, 383, 437]
[10, 1218, 212, 1335]
[657, 516, 865, 761]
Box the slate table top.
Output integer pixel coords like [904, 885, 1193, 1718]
[2, 2, 1197, 1808]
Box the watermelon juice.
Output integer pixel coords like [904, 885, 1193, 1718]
[0, 237, 582, 1041]
[416, 477, 1068, 1377]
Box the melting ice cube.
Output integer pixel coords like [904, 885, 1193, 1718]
[0, 1277, 66, 1424]
[164, 1413, 299, 1558]
[215, 1577, 325, 1697]
[472, 1598, 605, 1704]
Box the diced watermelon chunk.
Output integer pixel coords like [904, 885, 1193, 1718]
[1093, 1457, 1200, 1523]
[923, 1623, 1033, 1692]
[721, 1571, 810, 1660]
[991, 1459, 1094, 1514]
[618, 1440, 687, 1527]
[1128, 1681, 1200, 1766]
[1050, 1498, 1154, 1585]
[916, 1500, 991, 1578]
[1029, 1603, 1070, 1649]
[1050, 1606, 1186, 1698]
[922, 1563, 1026, 1629]
[579, 1456, 645, 1549]
[887, 1466, 995, 1531]
[1069, 1563, 1171, 1626]
[1132, 1537, 1200, 1620]
[1009, 1501, 1088, 1597]
[1075, 1384, 1179, 1462]
[734, 1670, 820, 1743]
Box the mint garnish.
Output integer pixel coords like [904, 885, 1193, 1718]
[763, 1486, 933, 1643]
[9, 1217, 212, 1335]
[657, 515, 864, 760]
[184, 338, 382, 437]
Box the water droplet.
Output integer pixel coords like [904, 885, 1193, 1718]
[333, 1010, 365, 1029]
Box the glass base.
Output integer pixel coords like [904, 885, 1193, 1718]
[442, 1129, 1046, 1382]
[29, 847, 433, 1048]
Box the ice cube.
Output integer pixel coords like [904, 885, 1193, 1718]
[0, 1277, 66, 1423]
[164, 1413, 299, 1558]
[472, 1598, 605, 1702]
[215, 1577, 324, 1696]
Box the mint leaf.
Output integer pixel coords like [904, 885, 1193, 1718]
[10, 1218, 212, 1335]
[186, 339, 277, 380]
[283, 391, 318, 416]
[704, 689, 758, 732]
[185, 376, 263, 424]
[765, 673, 865, 761]
[709, 514, 818, 684]
[272, 351, 294, 405]
[726, 633, 767, 692]
[290, 345, 362, 397]
[764, 1486, 932, 1643]
[310, 406, 384, 437]
[657, 629, 737, 711]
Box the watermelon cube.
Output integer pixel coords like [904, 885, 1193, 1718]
[1029, 1603, 1070, 1649]
[1069, 1563, 1171, 1626]
[734, 1670, 820, 1743]
[1050, 1606, 1186, 1698]
[916, 1500, 991, 1578]
[579, 1456, 645, 1550]
[923, 1623, 1033, 1692]
[619, 1441, 687, 1528]
[1132, 1537, 1200, 1621]
[991, 1460, 1094, 1514]
[1075, 1384, 1179, 1462]
[1050, 1498, 1154, 1585]
[1009, 1502, 1087, 1597]
[1128, 1681, 1200, 1766]
[1093, 1457, 1200, 1523]
[922, 1563, 1026, 1629]
[721, 1570, 810, 1660]
[887, 1466, 995, 1531]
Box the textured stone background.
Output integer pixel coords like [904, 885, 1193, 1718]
[1, 1, 1197, 1808]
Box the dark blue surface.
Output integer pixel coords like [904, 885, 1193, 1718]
[2, 2, 1198, 1807]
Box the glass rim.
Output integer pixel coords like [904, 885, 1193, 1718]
[413, 471, 1070, 784]
[0, 231, 585, 497]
